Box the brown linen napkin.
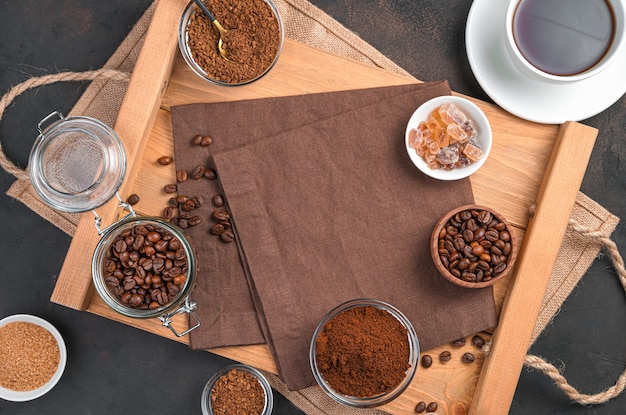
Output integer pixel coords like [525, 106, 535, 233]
[172, 83, 444, 349]
[172, 81, 498, 390]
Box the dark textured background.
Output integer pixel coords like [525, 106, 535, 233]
[1, 1, 625, 414]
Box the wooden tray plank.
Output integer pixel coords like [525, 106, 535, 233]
[49, 1, 599, 414]
[469, 122, 597, 415]
[50, 0, 189, 310]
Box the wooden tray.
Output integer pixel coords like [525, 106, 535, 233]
[50, 1, 597, 414]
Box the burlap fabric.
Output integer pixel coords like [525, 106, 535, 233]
[1, 0, 619, 413]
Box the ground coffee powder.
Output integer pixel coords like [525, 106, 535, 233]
[314, 305, 410, 398]
[187, 0, 281, 84]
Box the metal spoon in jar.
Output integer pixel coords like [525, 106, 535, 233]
[192, 0, 235, 62]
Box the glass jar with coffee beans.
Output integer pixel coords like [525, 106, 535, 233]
[28, 112, 200, 337]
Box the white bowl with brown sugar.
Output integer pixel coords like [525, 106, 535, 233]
[0, 314, 67, 402]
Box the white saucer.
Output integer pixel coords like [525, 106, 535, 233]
[465, 0, 626, 124]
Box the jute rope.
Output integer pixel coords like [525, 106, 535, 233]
[1, 71, 625, 407]
[482, 217, 626, 406]
[0, 69, 130, 181]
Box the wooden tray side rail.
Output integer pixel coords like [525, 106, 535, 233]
[469, 122, 597, 415]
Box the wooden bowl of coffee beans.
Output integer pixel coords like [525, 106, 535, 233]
[430, 205, 517, 289]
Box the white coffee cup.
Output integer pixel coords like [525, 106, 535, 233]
[505, 0, 626, 83]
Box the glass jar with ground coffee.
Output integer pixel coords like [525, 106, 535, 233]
[178, 0, 284, 86]
[310, 299, 420, 407]
[201, 364, 274, 415]
[29, 111, 200, 337]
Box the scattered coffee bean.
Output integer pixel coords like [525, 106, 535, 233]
[211, 223, 225, 235]
[461, 352, 475, 364]
[420, 354, 433, 368]
[472, 334, 486, 349]
[203, 168, 217, 180]
[415, 401, 426, 413]
[162, 206, 174, 220]
[157, 156, 173, 165]
[221, 230, 235, 243]
[167, 197, 178, 208]
[163, 184, 177, 194]
[126, 194, 140, 206]
[181, 199, 196, 212]
[200, 135, 213, 146]
[212, 194, 224, 207]
[439, 350, 452, 363]
[426, 402, 438, 412]
[451, 337, 466, 347]
[213, 209, 230, 221]
[176, 169, 188, 182]
[191, 165, 206, 179]
[192, 195, 204, 207]
[188, 216, 202, 226]
[191, 134, 203, 145]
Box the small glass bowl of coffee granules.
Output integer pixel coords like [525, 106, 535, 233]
[0, 314, 67, 402]
[178, 0, 284, 86]
[309, 299, 420, 408]
[201, 364, 274, 415]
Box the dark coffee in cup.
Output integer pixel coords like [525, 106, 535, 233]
[512, 0, 615, 76]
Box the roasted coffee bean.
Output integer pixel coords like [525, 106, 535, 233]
[191, 165, 206, 179]
[472, 334, 486, 349]
[188, 216, 202, 226]
[414, 401, 426, 413]
[167, 197, 178, 208]
[163, 207, 174, 220]
[461, 352, 476, 364]
[179, 218, 189, 229]
[164, 184, 177, 194]
[181, 200, 196, 212]
[426, 402, 438, 412]
[439, 350, 452, 363]
[192, 195, 204, 207]
[213, 209, 230, 221]
[211, 223, 225, 235]
[191, 134, 203, 145]
[478, 210, 492, 224]
[157, 156, 173, 165]
[176, 169, 188, 182]
[220, 230, 235, 243]
[421, 354, 433, 368]
[451, 337, 466, 347]
[126, 194, 140, 206]
[212, 194, 224, 207]
[203, 168, 217, 180]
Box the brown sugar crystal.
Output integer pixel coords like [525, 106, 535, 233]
[210, 369, 265, 415]
[0, 321, 60, 391]
[187, 0, 281, 84]
[315, 305, 410, 398]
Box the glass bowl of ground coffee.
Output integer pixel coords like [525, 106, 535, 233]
[431, 204, 518, 289]
[201, 364, 273, 415]
[310, 299, 419, 408]
[178, 0, 284, 86]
